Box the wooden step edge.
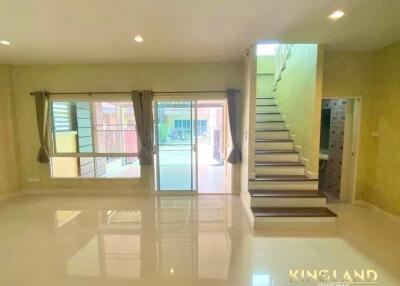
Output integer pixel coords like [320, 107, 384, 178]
[251, 207, 337, 218]
[256, 120, 285, 123]
[256, 97, 275, 99]
[256, 112, 281, 115]
[255, 129, 289, 132]
[255, 139, 293, 142]
[249, 176, 318, 181]
[256, 104, 277, 107]
[249, 190, 325, 198]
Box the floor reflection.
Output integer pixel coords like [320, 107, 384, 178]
[0, 196, 399, 285]
[53, 196, 234, 284]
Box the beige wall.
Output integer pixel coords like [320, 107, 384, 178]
[274, 44, 323, 175]
[0, 65, 19, 198]
[10, 62, 243, 194]
[323, 41, 400, 216]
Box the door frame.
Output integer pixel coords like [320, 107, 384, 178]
[153, 94, 229, 194]
[321, 97, 362, 203]
[153, 99, 198, 194]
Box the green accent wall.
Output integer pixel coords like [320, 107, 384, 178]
[323, 41, 400, 216]
[273, 44, 323, 173]
[256, 56, 275, 99]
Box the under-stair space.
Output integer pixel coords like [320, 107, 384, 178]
[245, 58, 336, 226]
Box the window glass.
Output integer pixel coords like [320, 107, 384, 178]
[50, 100, 140, 178]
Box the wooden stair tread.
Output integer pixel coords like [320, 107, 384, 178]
[255, 139, 293, 142]
[250, 175, 317, 181]
[249, 189, 324, 198]
[255, 161, 303, 166]
[251, 207, 337, 218]
[255, 129, 288, 132]
[256, 120, 285, 123]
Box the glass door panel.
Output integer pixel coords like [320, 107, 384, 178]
[155, 101, 196, 191]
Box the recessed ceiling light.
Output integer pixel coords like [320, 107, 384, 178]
[0, 40, 11, 45]
[134, 35, 143, 43]
[329, 10, 345, 20]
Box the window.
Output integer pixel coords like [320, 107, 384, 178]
[197, 120, 208, 136]
[50, 101, 140, 178]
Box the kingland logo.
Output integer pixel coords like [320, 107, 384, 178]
[289, 269, 378, 285]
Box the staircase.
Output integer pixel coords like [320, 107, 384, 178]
[246, 97, 337, 227]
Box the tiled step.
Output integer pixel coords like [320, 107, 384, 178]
[249, 190, 326, 207]
[248, 175, 318, 190]
[256, 98, 275, 105]
[255, 129, 289, 140]
[255, 161, 305, 176]
[256, 105, 279, 113]
[251, 207, 337, 224]
[254, 150, 299, 162]
[256, 113, 282, 121]
[254, 139, 294, 150]
[255, 121, 286, 130]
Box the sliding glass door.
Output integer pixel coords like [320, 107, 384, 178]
[155, 101, 197, 191]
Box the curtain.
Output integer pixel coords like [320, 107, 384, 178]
[132, 90, 154, 165]
[227, 89, 242, 164]
[33, 91, 50, 163]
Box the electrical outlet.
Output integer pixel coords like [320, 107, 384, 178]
[28, 177, 40, 182]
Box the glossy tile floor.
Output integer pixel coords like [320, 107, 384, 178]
[0, 195, 399, 286]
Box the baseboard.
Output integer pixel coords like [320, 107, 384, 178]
[240, 191, 255, 227]
[306, 170, 319, 179]
[299, 156, 309, 167]
[0, 192, 22, 202]
[354, 200, 400, 224]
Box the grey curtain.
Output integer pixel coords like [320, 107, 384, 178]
[132, 90, 154, 165]
[33, 91, 50, 163]
[227, 89, 242, 164]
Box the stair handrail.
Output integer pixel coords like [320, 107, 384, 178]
[273, 44, 292, 91]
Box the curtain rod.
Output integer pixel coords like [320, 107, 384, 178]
[29, 90, 230, 96]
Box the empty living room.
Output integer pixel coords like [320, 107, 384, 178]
[0, 1, 399, 285]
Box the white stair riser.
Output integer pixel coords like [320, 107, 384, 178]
[256, 114, 282, 121]
[255, 165, 305, 176]
[256, 98, 275, 105]
[255, 131, 289, 140]
[251, 197, 326, 208]
[254, 141, 294, 150]
[248, 180, 318, 190]
[255, 122, 286, 130]
[256, 105, 279, 113]
[254, 153, 299, 162]
[254, 216, 335, 225]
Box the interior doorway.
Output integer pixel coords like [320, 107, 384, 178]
[154, 99, 229, 193]
[319, 98, 361, 202]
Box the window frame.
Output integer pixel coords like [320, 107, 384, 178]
[48, 99, 140, 179]
[49, 100, 139, 158]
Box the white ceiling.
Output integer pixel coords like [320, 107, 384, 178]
[0, 0, 399, 64]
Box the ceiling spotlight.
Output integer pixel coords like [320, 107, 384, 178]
[329, 10, 345, 20]
[0, 40, 11, 45]
[134, 35, 143, 43]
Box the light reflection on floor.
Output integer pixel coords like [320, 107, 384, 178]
[0, 195, 399, 285]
